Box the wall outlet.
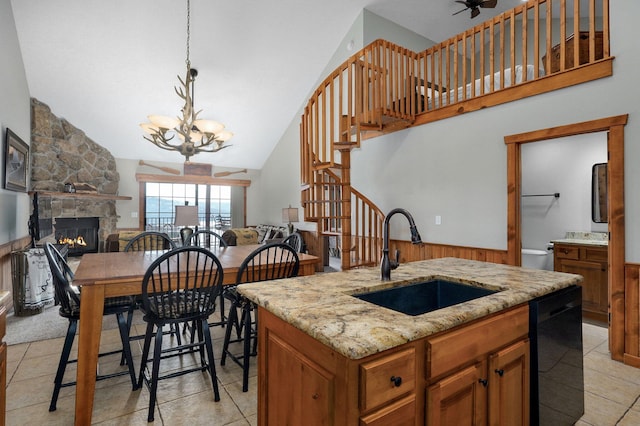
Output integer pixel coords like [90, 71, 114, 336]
[435, 215, 441, 225]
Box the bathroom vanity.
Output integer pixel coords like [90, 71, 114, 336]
[238, 257, 582, 425]
[552, 232, 608, 323]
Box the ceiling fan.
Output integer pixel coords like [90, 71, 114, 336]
[453, 0, 498, 19]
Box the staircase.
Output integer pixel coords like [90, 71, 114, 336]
[300, 40, 415, 270]
[299, 0, 608, 269]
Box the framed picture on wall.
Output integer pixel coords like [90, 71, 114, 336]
[4, 128, 29, 192]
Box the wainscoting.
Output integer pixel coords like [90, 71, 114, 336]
[625, 263, 640, 367]
[390, 239, 509, 265]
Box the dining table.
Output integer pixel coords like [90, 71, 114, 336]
[70, 244, 319, 425]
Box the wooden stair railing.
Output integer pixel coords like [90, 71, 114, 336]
[300, 0, 610, 270]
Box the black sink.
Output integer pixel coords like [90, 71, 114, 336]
[354, 279, 498, 316]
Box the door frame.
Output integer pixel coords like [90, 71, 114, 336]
[504, 114, 628, 361]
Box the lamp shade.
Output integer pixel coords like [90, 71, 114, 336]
[174, 205, 200, 226]
[282, 206, 299, 224]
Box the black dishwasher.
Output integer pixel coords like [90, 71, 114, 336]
[529, 285, 584, 425]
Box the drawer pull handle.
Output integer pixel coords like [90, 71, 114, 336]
[478, 378, 488, 387]
[495, 369, 504, 377]
[390, 376, 402, 387]
[312, 393, 319, 400]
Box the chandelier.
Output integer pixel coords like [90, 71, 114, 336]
[140, 0, 232, 162]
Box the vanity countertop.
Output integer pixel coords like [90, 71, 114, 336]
[551, 231, 608, 247]
[238, 257, 582, 360]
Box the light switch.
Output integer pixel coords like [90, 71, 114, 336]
[435, 215, 441, 225]
[131, 212, 138, 218]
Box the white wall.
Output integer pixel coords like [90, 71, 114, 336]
[521, 133, 607, 252]
[0, 0, 31, 244]
[254, 2, 640, 262]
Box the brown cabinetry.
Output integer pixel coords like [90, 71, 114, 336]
[543, 31, 604, 74]
[554, 242, 608, 323]
[426, 306, 530, 426]
[258, 304, 529, 425]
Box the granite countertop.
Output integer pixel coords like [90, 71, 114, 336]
[238, 257, 582, 360]
[551, 231, 608, 247]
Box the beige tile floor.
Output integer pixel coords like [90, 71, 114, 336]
[5, 318, 640, 425]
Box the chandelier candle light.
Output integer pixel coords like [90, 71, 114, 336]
[140, 0, 232, 162]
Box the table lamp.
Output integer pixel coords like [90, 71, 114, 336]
[174, 205, 199, 245]
[282, 205, 299, 235]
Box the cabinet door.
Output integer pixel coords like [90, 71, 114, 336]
[488, 339, 530, 426]
[426, 361, 487, 426]
[265, 333, 334, 425]
[558, 258, 607, 315]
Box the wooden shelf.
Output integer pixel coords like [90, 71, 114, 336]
[30, 191, 132, 201]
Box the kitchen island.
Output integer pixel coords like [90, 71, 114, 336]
[238, 257, 583, 425]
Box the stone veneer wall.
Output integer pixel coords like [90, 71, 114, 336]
[30, 98, 121, 246]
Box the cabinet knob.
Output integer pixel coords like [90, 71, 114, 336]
[478, 378, 488, 387]
[312, 393, 319, 400]
[390, 376, 402, 387]
[495, 369, 504, 377]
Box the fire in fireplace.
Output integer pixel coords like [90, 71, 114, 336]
[54, 217, 99, 256]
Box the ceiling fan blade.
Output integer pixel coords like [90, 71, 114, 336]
[455, 0, 470, 5]
[481, 0, 498, 8]
[453, 7, 469, 16]
[471, 7, 480, 18]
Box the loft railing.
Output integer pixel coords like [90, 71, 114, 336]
[300, 0, 611, 269]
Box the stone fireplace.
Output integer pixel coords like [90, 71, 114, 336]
[29, 98, 122, 250]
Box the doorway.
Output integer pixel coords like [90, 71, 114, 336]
[504, 114, 627, 361]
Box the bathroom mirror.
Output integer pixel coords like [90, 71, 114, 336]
[592, 163, 608, 223]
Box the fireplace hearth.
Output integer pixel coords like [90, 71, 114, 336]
[54, 217, 99, 256]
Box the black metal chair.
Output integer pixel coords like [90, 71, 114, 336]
[221, 243, 299, 392]
[123, 231, 176, 252]
[185, 229, 227, 250]
[283, 231, 304, 252]
[123, 231, 180, 358]
[43, 242, 136, 412]
[185, 230, 228, 326]
[136, 246, 224, 422]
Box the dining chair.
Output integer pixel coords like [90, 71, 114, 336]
[123, 231, 176, 252]
[185, 229, 227, 250]
[43, 242, 136, 412]
[136, 246, 224, 422]
[221, 242, 300, 392]
[123, 231, 180, 357]
[185, 229, 228, 326]
[283, 231, 304, 252]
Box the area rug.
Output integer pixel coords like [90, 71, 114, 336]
[5, 306, 144, 346]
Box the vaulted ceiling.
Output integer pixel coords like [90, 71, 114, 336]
[11, 0, 524, 170]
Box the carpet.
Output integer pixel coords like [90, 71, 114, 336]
[5, 305, 144, 346]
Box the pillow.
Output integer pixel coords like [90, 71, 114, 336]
[256, 227, 268, 243]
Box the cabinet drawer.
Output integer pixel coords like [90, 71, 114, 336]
[360, 394, 415, 426]
[555, 245, 579, 260]
[427, 305, 529, 379]
[582, 246, 608, 262]
[360, 348, 415, 412]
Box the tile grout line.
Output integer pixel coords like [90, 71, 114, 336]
[615, 393, 640, 425]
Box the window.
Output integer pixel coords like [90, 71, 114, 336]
[145, 182, 232, 237]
